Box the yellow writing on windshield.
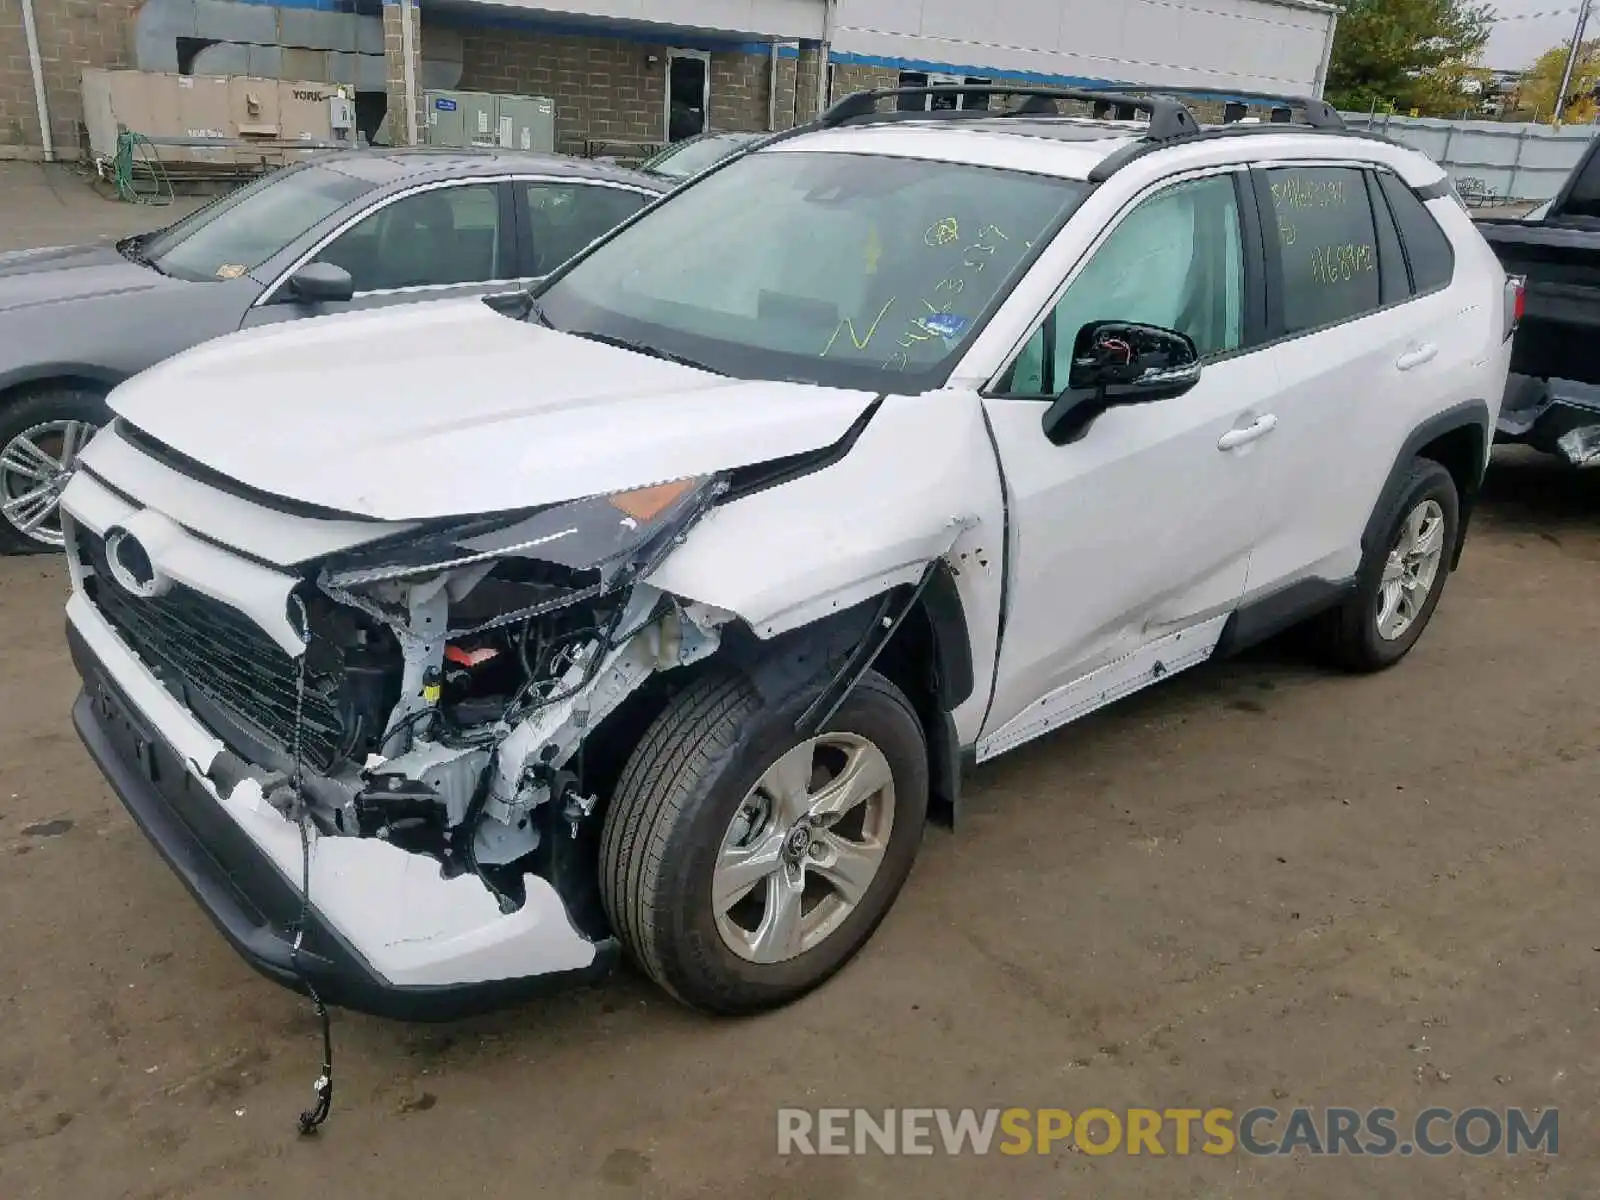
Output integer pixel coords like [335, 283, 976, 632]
[925, 217, 960, 247]
[820, 296, 897, 358]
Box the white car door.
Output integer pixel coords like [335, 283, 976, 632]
[976, 168, 1279, 761]
[1241, 163, 1468, 595]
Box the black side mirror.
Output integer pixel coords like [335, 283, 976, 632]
[286, 262, 355, 304]
[1041, 320, 1202, 445]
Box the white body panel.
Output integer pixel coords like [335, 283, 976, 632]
[648, 389, 1008, 744]
[977, 348, 1274, 743]
[106, 298, 878, 521]
[76, 424, 410, 566]
[67, 593, 600, 987]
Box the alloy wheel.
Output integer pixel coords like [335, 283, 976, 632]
[1376, 498, 1445, 642]
[0, 419, 96, 549]
[713, 733, 896, 964]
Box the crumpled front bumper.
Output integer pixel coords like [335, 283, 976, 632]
[66, 593, 618, 1021]
[1496, 373, 1600, 466]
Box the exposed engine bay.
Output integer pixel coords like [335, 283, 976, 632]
[188, 474, 734, 913]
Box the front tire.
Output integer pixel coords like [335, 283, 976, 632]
[1317, 457, 1459, 672]
[600, 668, 928, 1015]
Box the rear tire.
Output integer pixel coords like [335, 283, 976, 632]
[599, 667, 928, 1015]
[1316, 457, 1459, 672]
[0, 386, 109, 555]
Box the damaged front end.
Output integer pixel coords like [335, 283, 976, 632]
[123, 475, 731, 925]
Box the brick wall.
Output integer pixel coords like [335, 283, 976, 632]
[455, 26, 788, 155]
[0, 0, 142, 157]
[384, 1, 421, 146]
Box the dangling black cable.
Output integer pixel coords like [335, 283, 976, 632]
[286, 594, 334, 1135]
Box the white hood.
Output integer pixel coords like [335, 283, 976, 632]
[107, 299, 878, 521]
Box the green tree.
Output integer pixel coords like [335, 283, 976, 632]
[1325, 0, 1495, 116]
[1517, 39, 1600, 123]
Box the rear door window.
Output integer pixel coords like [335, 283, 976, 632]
[1262, 165, 1382, 334]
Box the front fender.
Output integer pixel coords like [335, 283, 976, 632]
[646, 390, 1007, 747]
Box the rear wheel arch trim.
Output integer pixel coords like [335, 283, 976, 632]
[0, 365, 123, 402]
[1361, 399, 1489, 570]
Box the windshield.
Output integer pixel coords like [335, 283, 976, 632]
[535, 150, 1088, 391]
[643, 133, 759, 179]
[139, 164, 373, 282]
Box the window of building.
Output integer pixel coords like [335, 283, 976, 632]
[1264, 166, 1382, 334]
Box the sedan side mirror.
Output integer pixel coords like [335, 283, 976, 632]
[287, 262, 355, 304]
[1041, 320, 1202, 445]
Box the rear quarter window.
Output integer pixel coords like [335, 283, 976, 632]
[1376, 172, 1455, 294]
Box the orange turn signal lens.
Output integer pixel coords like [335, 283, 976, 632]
[606, 478, 697, 522]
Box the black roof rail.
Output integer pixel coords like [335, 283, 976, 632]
[816, 85, 1201, 141]
[1083, 83, 1345, 130]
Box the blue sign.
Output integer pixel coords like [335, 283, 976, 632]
[435, 98, 458, 112]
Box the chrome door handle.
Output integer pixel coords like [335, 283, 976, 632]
[1217, 414, 1279, 451]
[1396, 343, 1439, 371]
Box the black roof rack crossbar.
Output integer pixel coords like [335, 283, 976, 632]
[1082, 83, 1344, 130]
[817, 85, 1201, 141]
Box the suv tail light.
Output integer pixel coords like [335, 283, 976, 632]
[1505, 274, 1526, 340]
[1504, 275, 1529, 340]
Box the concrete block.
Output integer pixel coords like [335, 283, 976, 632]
[133, 0, 197, 73]
[281, 9, 358, 52]
[326, 51, 357, 85]
[191, 42, 252, 77]
[194, 0, 278, 44]
[282, 48, 328, 83]
[248, 44, 284, 79]
[356, 14, 385, 55]
[355, 53, 386, 92]
[421, 59, 464, 91]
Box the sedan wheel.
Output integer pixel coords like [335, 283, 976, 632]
[0, 418, 96, 551]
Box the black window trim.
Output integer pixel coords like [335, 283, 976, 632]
[258, 174, 528, 305]
[1372, 166, 1457, 300]
[1363, 168, 1411, 306]
[1248, 161, 1437, 348]
[984, 164, 1267, 401]
[513, 176, 661, 279]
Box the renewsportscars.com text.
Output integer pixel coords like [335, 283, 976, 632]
[776, 1106, 1559, 1158]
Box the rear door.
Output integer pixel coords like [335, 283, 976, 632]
[240, 178, 520, 328]
[1240, 162, 1464, 595]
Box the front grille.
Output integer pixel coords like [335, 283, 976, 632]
[77, 530, 345, 769]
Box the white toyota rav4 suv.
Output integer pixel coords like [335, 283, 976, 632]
[60, 86, 1516, 1020]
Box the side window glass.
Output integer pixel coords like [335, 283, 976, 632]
[996, 174, 1243, 396]
[314, 184, 502, 293]
[1265, 166, 1380, 333]
[1377, 171, 1456, 294]
[525, 183, 648, 275]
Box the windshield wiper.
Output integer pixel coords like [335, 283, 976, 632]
[564, 329, 726, 375]
[524, 296, 554, 327]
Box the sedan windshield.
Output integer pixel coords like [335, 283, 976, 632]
[534, 150, 1088, 391]
[138, 164, 373, 282]
[642, 132, 762, 180]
